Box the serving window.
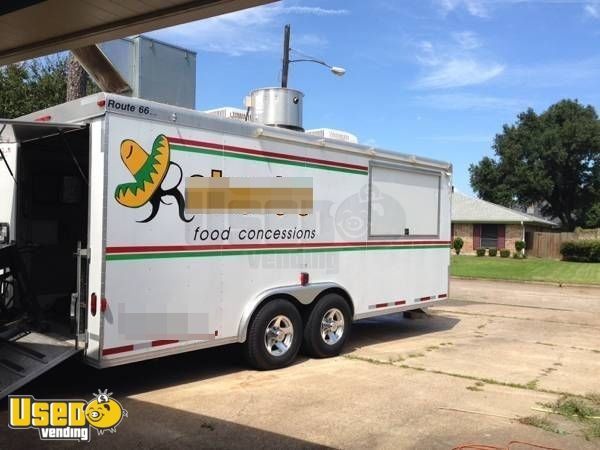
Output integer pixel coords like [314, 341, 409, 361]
[369, 163, 441, 238]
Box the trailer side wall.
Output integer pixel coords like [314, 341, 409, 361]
[98, 111, 451, 365]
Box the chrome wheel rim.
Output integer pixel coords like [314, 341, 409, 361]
[265, 315, 294, 356]
[320, 308, 345, 346]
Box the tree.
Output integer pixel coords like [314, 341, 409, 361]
[584, 203, 600, 228]
[468, 156, 515, 207]
[0, 55, 68, 118]
[0, 63, 31, 118]
[0, 53, 99, 118]
[470, 100, 600, 230]
[66, 54, 87, 101]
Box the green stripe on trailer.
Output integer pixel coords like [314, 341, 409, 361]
[170, 144, 368, 176]
[106, 244, 450, 261]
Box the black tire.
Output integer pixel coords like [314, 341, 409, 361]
[302, 293, 352, 358]
[243, 298, 303, 370]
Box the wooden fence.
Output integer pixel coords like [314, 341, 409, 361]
[530, 228, 600, 259]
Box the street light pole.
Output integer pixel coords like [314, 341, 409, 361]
[280, 24, 345, 88]
[281, 24, 291, 88]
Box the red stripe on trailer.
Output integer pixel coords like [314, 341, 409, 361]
[366, 240, 450, 246]
[168, 137, 369, 172]
[102, 345, 134, 356]
[106, 240, 451, 254]
[438, 294, 448, 299]
[369, 300, 407, 309]
[151, 340, 179, 347]
[420, 296, 432, 302]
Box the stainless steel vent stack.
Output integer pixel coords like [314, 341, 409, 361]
[248, 87, 304, 132]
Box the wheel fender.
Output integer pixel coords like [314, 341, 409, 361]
[237, 282, 352, 342]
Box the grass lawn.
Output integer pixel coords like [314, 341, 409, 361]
[451, 255, 600, 285]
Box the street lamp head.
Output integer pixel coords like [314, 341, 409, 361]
[330, 66, 346, 77]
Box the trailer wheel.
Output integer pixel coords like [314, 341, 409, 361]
[302, 293, 351, 358]
[244, 299, 302, 370]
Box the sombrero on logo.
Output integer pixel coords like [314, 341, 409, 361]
[115, 135, 170, 208]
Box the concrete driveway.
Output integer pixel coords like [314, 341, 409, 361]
[1, 278, 599, 449]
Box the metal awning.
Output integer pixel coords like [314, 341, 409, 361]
[0, 119, 86, 144]
[0, 0, 275, 65]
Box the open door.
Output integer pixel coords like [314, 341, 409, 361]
[0, 119, 88, 398]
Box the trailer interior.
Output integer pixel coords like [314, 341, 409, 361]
[0, 120, 88, 398]
[16, 128, 89, 330]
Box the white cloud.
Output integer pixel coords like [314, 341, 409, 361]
[453, 31, 482, 50]
[415, 41, 440, 66]
[147, 3, 348, 56]
[416, 59, 505, 89]
[294, 33, 329, 47]
[284, 6, 349, 16]
[585, 2, 600, 18]
[502, 57, 600, 87]
[437, 0, 489, 17]
[413, 33, 504, 89]
[437, 0, 600, 19]
[414, 92, 527, 111]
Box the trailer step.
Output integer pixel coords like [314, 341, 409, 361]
[3, 339, 48, 362]
[0, 332, 80, 399]
[0, 358, 24, 375]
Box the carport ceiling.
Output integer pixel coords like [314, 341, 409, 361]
[0, 0, 276, 65]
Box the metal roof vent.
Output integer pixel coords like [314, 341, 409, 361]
[248, 87, 304, 132]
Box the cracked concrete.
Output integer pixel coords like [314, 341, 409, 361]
[0, 278, 599, 449]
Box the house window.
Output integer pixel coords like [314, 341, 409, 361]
[473, 224, 506, 249]
[481, 224, 499, 248]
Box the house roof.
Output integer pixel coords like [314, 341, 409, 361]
[452, 191, 556, 227]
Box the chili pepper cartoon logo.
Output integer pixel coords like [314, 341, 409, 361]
[115, 135, 192, 223]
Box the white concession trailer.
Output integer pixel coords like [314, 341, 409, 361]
[0, 92, 451, 398]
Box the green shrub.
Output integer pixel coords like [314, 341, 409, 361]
[488, 248, 497, 257]
[515, 240, 526, 253]
[476, 248, 486, 257]
[500, 249, 510, 258]
[560, 240, 600, 263]
[452, 237, 464, 255]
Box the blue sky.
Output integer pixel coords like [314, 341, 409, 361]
[148, 0, 600, 194]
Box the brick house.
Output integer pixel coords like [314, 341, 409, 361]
[452, 192, 556, 254]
